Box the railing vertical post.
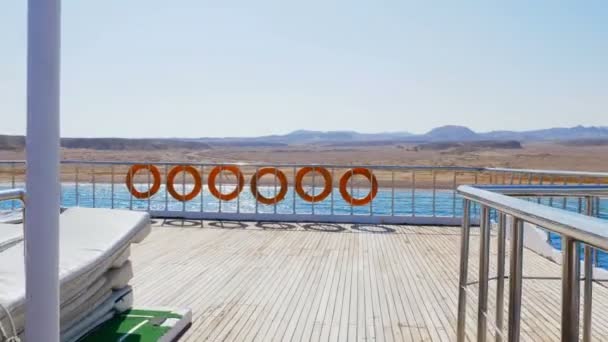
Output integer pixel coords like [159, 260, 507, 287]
[496, 213, 507, 341]
[330, 167, 335, 215]
[164, 164, 168, 211]
[128, 166, 133, 210]
[477, 206, 491, 342]
[537, 175, 543, 203]
[11, 163, 16, 210]
[583, 197, 594, 342]
[146, 164, 150, 211]
[292, 166, 297, 214]
[75, 165, 80, 206]
[273, 167, 278, 214]
[110, 165, 114, 209]
[508, 218, 523, 342]
[457, 199, 471, 342]
[219, 165, 223, 213]
[350, 168, 354, 215]
[254, 167, 259, 214]
[201, 165, 206, 213]
[391, 170, 395, 216]
[369, 168, 373, 216]
[432, 170, 437, 217]
[411, 171, 416, 217]
[182, 165, 186, 213]
[562, 236, 580, 342]
[583, 244, 593, 342]
[312, 167, 316, 215]
[452, 171, 457, 217]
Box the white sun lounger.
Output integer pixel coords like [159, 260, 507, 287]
[0, 207, 150, 341]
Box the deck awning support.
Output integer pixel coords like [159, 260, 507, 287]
[25, 0, 61, 341]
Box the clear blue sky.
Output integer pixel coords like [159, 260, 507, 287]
[1, 1, 607, 138]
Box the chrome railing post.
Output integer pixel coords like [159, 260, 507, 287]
[432, 170, 437, 217]
[146, 164, 151, 211]
[411, 171, 416, 217]
[128, 165, 133, 210]
[312, 167, 316, 215]
[292, 166, 297, 214]
[201, 165, 205, 213]
[164, 164, 169, 211]
[273, 167, 278, 214]
[330, 167, 335, 215]
[11, 163, 16, 210]
[477, 206, 491, 342]
[75, 165, 80, 206]
[562, 236, 580, 342]
[350, 168, 354, 215]
[508, 218, 523, 342]
[583, 243, 593, 342]
[110, 165, 115, 209]
[456, 199, 471, 342]
[92, 164, 96, 208]
[452, 172, 457, 217]
[254, 167, 259, 214]
[182, 165, 186, 212]
[219, 165, 223, 213]
[496, 213, 507, 342]
[583, 196, 594, 342]
[369, 168, 373, 216]
[391, 170, 395, 216]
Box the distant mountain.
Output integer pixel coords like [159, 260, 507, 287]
[481, 125, 608, 141]
[423, 125, 478, 141]
[189, 130, 414, 145]
[2, 125, 608, 150]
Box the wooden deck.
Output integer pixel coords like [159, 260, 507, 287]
[129, 220, 608, 341]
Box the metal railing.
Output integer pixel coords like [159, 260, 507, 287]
[0, 189, 25, 203]
[456, 185, 608, 342]
[0, 161, 606, 224]
[0, 189, 26, 221]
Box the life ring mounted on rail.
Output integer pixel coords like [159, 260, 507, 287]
[250, 167, 289, 205]
[207, 165, 245, 201]
[295, 167, 333, 202]
[339, 168, 378, 206]
[166, 165, 203, 202]
[125, 164, 162, 199]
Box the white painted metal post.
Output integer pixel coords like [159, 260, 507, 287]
[25, 0, 61, 340]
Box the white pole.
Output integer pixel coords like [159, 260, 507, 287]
[25, 0, 61, 340]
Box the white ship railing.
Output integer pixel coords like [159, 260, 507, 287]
[1, 161, 606, 224]
[457, 185, 608, 342]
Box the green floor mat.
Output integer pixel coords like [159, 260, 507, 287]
[77, 307, 191, 342]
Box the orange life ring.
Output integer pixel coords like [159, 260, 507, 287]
[250, 167, 288, 205]
[295, 167, 332, 202]
[125, 164, 161, 199]
[167, 165, 202, 202]
[207, 165, 245, 201]
[339, 168, 378, 206]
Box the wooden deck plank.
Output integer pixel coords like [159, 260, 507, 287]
[128, 220, 608, 341]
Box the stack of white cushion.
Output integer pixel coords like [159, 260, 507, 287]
[0, 208, 150, 342]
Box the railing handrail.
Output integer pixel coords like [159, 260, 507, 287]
[474, 184, 608, 197]
[458, 185, 608, 250]
[0, 160, 485, 171]
[3, 160, 608, 178]
[457, 184, 606, 342]
[0, 188, 26, 202]
[486, 167, 608, 178]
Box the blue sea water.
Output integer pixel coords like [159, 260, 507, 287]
[1, 183, 607, 266]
